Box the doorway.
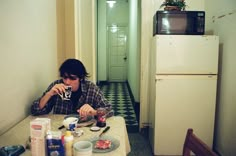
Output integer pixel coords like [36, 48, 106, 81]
[97, 0, 129, 83]
[107, 26, 128, 82]
[97, 0, 141, 130]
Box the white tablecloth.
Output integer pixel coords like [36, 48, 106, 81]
[0, 114, 131, 156]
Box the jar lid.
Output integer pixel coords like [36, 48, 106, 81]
[90, 126, 101, 132]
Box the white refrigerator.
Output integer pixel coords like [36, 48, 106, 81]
[148, 35, 219, 155]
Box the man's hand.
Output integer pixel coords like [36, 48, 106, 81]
[77, 104, 97, 118]
[39, 83, 66, 109]
[48, 83, 67, 97]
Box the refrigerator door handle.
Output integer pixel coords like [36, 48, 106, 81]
[155, 79, 162, 82]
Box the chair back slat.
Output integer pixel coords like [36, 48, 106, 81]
[183, 128, 218, 156]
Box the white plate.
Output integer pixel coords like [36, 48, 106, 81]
[89, 135, 120, 153]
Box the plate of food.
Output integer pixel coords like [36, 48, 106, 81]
[89, 135, 120, 153]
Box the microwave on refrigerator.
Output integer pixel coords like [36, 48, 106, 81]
[153, 11, 205, 36]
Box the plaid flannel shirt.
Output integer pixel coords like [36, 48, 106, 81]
[31, 79, 112, 116]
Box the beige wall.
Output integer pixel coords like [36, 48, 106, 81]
[57, 0, 96, 82]
[75, 0, 96, 83]
[0, 0, 57, 135]
[57, 0, 76, 67]
[0, 0, 97, 136]
[205, 0, 236, 155]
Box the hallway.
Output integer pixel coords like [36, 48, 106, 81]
[99, 82, 153, 156]
[99, 82, 139, 133]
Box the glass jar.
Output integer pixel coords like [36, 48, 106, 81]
[96, 108, 106, 127]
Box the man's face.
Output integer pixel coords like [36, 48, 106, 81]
[62, 73, 80, 92]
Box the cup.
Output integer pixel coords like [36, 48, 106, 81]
[59, 86, 72, 100]
[63, 117, 78, 131]
[73, 141, 92, 156]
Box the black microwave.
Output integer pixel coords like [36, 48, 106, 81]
[153, 11, 205, 36]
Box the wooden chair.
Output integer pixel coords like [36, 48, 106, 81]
[183, 128, 218, 156]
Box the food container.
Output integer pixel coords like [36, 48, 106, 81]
[73, 141, 92, 156]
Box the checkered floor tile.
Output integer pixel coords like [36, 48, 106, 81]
[99, 82, 139, 132]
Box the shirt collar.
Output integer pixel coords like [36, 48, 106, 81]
[80, 80, 88, 95]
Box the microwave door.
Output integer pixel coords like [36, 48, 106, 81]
[161, 15, 187, 34]
[154, 11, 205, 35]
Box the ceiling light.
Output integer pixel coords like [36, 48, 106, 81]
[106, 0, 116, 8]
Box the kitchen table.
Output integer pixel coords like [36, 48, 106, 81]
[0, 114, 131, 156]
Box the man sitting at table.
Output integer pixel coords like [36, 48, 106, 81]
[31, 58, 112, 118]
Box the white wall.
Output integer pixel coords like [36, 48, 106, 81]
[205, 0, 236, 155]
[106, 0, 129, 25]
[0, 0, 57, 135]
[97, 0, 107, 81]
[128, 0, 140, 102]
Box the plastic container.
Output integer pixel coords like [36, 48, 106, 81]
[73, 141, 92, 156]
[64, 131, 74, 156]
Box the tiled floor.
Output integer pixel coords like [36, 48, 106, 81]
[99, 82, 153, 156]
[99, 82, 139, 132]
[128, 132, 154, 156]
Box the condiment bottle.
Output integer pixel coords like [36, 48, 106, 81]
[96, 108, 106, 127]
[64, 131, 74, 156]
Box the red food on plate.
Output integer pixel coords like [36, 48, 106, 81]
[95, 140, 112, 149]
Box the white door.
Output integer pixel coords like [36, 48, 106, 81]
[108, 26, 127, 82]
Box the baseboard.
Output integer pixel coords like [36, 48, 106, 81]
[126, 82, 140, 122]
[126, 82, 135, 106]
[97, 81, 109, 86]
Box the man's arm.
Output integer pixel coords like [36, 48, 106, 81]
[77, 81, 113, 118]
[39, 83, 66, 109]
[38, 92, 53, 109]
[31, 80, 65, 115]
[92, 84, 113, 117]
